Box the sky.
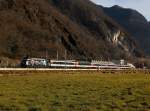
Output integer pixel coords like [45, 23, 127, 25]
[91, 0, 150, 21]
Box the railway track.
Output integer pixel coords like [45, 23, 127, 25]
[0, 68, 140, 71]
[0, 68, 99, 71]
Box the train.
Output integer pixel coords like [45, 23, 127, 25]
[20, 58, 135, 69]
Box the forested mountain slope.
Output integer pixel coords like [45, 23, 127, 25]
[0, 0, 143, 62]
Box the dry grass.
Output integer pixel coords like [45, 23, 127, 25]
[0, 71, 150, 111]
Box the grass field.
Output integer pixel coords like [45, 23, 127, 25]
[0, 71, 150, 111]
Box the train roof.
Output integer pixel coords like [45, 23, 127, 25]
[50, 60, 77, 62]
[26, 58, 47, 61]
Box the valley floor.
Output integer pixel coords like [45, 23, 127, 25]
[0, 71, 150, 111]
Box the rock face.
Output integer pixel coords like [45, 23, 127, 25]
[103, 5, 150, 55]
[0, 0, 142, 61]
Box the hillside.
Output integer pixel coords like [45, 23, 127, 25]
[103, 5, 150, 55]
[0, 0, 143, 63]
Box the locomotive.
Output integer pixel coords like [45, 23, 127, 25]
[20, 57, 48, 68]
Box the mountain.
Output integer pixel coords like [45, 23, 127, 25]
[103, 5, 150, 55]
[0, 0, 143, 64]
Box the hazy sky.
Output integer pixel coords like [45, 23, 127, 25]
[91, 0, 150, 21]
